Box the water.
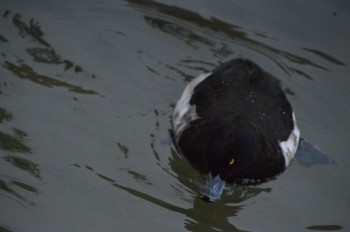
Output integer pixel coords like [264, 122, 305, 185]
[1, 1, 349, 231]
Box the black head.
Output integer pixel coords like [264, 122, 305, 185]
[207, 120, 262, 180]
[199, 120, 263, 202]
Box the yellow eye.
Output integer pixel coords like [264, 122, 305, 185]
[229, 159, 235, 165]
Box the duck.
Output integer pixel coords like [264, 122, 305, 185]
[172, 58, 300, 202]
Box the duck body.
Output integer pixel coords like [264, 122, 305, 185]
[172, 59, 300, 202]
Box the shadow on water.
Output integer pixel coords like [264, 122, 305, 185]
[0, 224, 13, 232]
[0, 10, 102, 209]
[70, 103, 262, 232]
[0, 107, 40, 208]
[78, 143, 270, 232]
[305, 225, 343, 231]
[165, 148, 271, 232]
[0, 11, 99, 95]
[125, 0, 345, 82]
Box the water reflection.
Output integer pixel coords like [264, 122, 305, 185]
[0, 129, 31, 154]
[301, 48, 345, 66]
[305, 224, 343, 231]
[81, 144, 269, 232]
[119, 168, 153, 185]
[116, 142, 129, 158]
[0, 108, 39, 207]
[0, 224, 13, 232]
[144, 16, 215, 49]
[125, 0, 345, 81]
[1, 11, 98, 95]
[167, 148, 270, 231]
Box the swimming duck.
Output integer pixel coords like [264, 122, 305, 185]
[172, 58, 300, 202]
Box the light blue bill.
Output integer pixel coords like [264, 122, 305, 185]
[199, 172, 226, 202]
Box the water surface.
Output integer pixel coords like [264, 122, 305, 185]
[1, 1, 349, 231]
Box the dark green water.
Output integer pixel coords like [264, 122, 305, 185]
[1, 1, 349, 231]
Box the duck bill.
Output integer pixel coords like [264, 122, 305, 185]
[199, 172, 226, 202]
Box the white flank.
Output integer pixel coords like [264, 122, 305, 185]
[279, 113, 301, 167]
[172, 72, 212, 140]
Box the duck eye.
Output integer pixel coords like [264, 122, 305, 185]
[229, 158, 235, 165]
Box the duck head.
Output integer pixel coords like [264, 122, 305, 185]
[199, 120, 262, 202]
